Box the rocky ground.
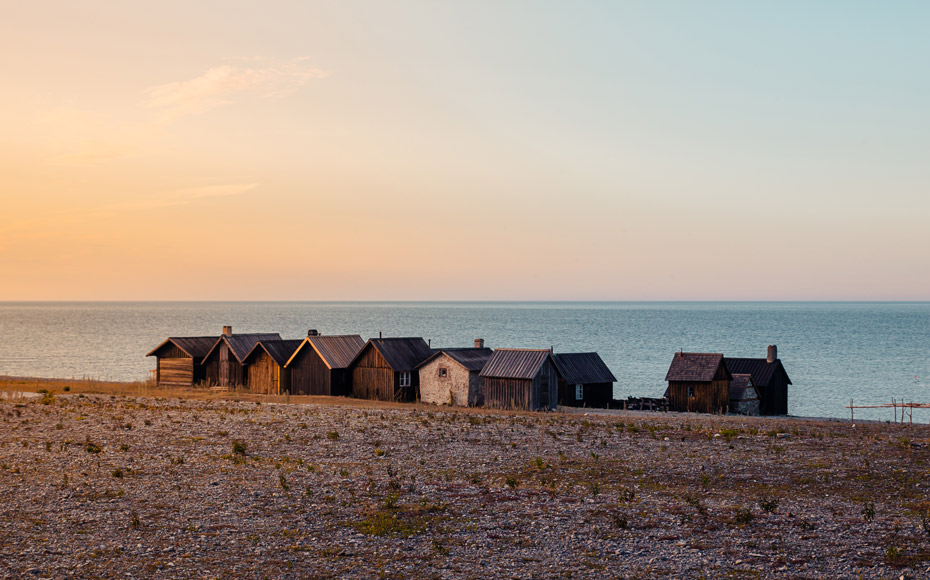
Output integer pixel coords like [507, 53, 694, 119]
[2, 386, 930, 579]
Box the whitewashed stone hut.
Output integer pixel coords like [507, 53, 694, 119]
[729, 373, 760, 416]
[416, 340, 492, 407]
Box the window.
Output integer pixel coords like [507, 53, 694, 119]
[399, 372, 411, 387]
[575, 384, 583, 400]
[438, 367, 447, 378]
[687, 386, 695, 398]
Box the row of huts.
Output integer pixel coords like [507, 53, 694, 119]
[147, 326, 618, 410]
[148, 327, 792, 415]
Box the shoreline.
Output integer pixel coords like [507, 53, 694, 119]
[0, 375, 910, 426]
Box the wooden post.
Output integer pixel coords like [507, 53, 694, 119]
[850, 399, 854, 424]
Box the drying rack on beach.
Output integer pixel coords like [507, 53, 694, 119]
[846, 399, 930, 425]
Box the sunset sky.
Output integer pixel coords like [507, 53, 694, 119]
[1, 2, 928, 300]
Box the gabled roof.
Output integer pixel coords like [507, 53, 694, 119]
[146, 336, 219, 360]
[416, 348, 494, 372]
[202, 333, 282, 363]
[729, 373, 757, 401]
[349, 337, 434, 372]
[664, 352, 732, 383]
[552, 352, 617, 384]
[285, 335, 365, 369]
[479, 349, 551, 380]
[243, 339, 304, 366]
[724, 357, 792, 387]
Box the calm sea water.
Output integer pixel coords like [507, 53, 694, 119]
[0, 301, 927, 421]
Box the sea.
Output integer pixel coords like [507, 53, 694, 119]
[0, 301, 927, 421]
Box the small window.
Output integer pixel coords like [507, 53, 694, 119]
[687, 386, 695, 398]
[438, 367, 447, 378]
[575, 384, 583, 400]
[399, 372, 411, 387]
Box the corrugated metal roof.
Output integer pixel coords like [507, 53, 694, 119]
[146, 336, 220, 360]
[552, 352, 617, 384]
[479, 349, 550, 380]
[363, 337, 434, 372]
[202, 333, 282, 363]
[418, 348, 494, 372]
[244, 339, 303, 366]
[307, 335, 365, 369]
[664, 352, 729, 382]
[729, 373, 757, 400]
[724, 357, 792, 387]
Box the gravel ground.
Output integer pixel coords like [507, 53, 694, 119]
[2, 391, 930, 579]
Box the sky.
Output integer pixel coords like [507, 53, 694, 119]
[1, 1, 928, 301]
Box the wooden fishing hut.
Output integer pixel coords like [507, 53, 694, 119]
[479, 348, 559, 411]
[725, 345, 791, 415]
[347, 337, 434, 402]
[241, 339, 303, 395]
[146, 336, 218, 387]
[664, 352, 732, 414]
[201, 326, 282, 388]
[284, 331, 365, 396]
[551, 352, 617, 408]
[416, 339, 493, 407]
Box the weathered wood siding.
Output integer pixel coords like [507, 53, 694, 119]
[483, 360, 558, 411]
[157, 358, 193, 386]
[351, 346, 396, 401]
[204, 342, 244, 388]
[289, 346, 331, 396]
[667, 380, 730, 413]
[153, 343, 194, 386]
[558, 379, 613, 408]
[246, 350, 283, 395]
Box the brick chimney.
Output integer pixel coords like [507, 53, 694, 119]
[474, 338, 485, 349]
[222, 325, 232, 336]
[767, 344, 777, 363]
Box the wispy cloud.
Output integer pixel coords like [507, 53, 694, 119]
[143, 57, 328, 120]
[0, 183, 259, 237]
[99, 183, 260, 213]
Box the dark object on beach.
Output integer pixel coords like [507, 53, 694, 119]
[200, 326, 281, 388]
[725, 345, 792, 415]
[551, 352, 617, 408]
[480, 349, 559, 411]
[146, 335, 218, 387]
[347, 337, 434, 402]
[285, 334, 365, 396]
[664, 352, 732, 414]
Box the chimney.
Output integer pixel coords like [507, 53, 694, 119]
[307, 329, 318, 337]
[379, 331, 382, 340]
[222, 325, 232, 336]
[474, 338, 485, 349]
[767, 344, 777, 363]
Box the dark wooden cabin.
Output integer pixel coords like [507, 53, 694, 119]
[146, 336, 218, 387]
[479, 349, 559, 411]
[664, 352, 732, 414]
[347, 337, 434, 402]
[241, 339, 303, 395]
[284, 332, 365, 396]
[201, 326, 282, 388]
[725, 345, 791, 415]
[552, 352, 617, 408]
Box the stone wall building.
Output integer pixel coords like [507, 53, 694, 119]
[417, 340, 493, 406]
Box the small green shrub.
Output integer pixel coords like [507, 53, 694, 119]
[232, 441, 247, 455]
